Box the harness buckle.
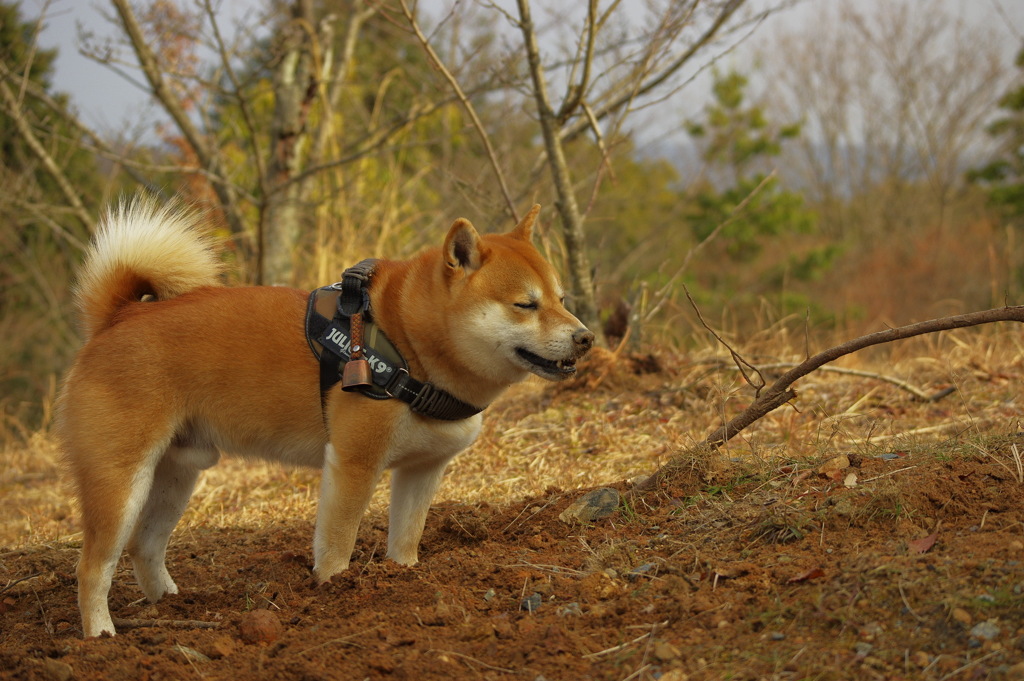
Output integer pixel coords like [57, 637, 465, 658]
[384, 367, 410, 398]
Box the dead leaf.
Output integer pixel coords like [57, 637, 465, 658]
[908, 533, 938, 554]
[786, 567, 825, 584]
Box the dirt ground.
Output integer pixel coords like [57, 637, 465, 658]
[4, 343, 1024, 680]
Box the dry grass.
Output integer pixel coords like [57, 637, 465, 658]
[3, 323, 1023, 551]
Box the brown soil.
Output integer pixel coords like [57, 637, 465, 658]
[4, 348, 1024, 680]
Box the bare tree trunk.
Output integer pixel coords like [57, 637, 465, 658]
[516, 0, 603, 343]
[261, 0, 318, 285]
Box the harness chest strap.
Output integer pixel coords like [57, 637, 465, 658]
[305, 263, 483, 422]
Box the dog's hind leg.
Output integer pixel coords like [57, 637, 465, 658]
[74, 442, 166, 638]
[127, 446, 219, 603]
[386, 457, 452, 566]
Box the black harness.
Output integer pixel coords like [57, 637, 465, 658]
[305, 259, 483, 421]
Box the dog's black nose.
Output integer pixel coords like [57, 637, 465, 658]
[574, 328, 595, 350]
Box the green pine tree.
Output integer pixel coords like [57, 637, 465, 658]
[685, 70, 814, 263]
[969, 45, 1024, 222]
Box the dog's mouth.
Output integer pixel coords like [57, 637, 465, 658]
[516, 348, 577, 377]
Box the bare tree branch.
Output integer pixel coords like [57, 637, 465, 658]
[0, 60, 161, 195]
[110, 0, 248, 238]
[201, 0, 268, 198]
[555, 0, 601, 124]
[0, 78, 93, 235]
[561, 0, 748, 145]
[398, 0, 519, 221]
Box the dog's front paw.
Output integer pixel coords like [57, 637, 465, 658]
[312, 557, 350, 585]
[386, 550, 419, 566]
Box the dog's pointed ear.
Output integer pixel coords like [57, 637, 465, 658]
[444, 218, 482, 273]
[508, 204, 541, 242]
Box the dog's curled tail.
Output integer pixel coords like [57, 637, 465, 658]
[75, 196, 223, 340]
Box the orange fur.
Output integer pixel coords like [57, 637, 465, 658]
[57, 197, 593, 637]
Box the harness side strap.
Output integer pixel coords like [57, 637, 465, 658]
[387, 370, 483, 421]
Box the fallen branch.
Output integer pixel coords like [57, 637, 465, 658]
[0, 573, 43, 595]
[112, 617, 220, 631]
[638, 305, 1024, 490]
[582, 620, 669, 659]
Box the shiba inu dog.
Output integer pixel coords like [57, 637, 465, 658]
[56, 197, 594, 637]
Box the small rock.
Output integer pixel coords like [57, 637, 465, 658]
[818, 454, 850, 474]
[970, 620, 1001, 640]
[853, 642, 873, 657]
[658, 671, 690, 681]
[556, 602, 582, 617]
[520, 593, 542, 613]
[628, 563, 658, 580]
[629, 474, 651, 488]
[951, 608, 973, 626]
[580, 572, 621, 601]
[238, 609, 283, 644]
[652, 640, 681, 661]
[935, 655, 961, 674]
[860, 622, 883, 639]
[911, 651, 931, 667]
[39, 658, 73, 681]
[769, 632, 785, 641]
[558, 488, 620, 523]
[493, 617, 514, 639]
[483, 588, 496, 602]
[202, 635, 237, 660]
[433, 600, 456, 623]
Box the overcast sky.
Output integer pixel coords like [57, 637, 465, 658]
[22, 0, 1024, 143]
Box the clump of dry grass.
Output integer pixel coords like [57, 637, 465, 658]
[0, 432, 77, 546]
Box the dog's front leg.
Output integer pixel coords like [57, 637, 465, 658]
[312, 443, 383, 583]
[386, 456, 452, 565]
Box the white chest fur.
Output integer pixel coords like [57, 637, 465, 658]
[383, 411, 483, 470]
